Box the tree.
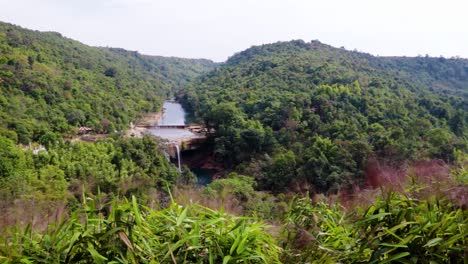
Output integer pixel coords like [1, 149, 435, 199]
[301, 136, 354, 192]
[0, 136, 30, 199]
[266, 151, 296, 191]
[35, 165, 67, 200]
[39, 132, 61, 148]
[104, 67, 117, 77]
[207, 102, 244, 130]
[426, 128, 454, 160]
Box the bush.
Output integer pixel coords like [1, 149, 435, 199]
[0, 196, 281, 263]
[280, 192, 468, 263]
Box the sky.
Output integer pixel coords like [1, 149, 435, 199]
[0, 0, 467, 62]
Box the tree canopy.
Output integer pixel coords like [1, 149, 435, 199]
[180, 39, 468, 193]
[0, 21, 216, 142]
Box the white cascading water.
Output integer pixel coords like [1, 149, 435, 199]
[175, 144, 181, 172]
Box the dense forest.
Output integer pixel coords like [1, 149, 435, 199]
[0, 21, 216, 143]
[0, 23, 466, 263]
[180, 39, 468, 193]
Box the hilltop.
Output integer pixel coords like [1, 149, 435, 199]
[227, 40, 468, 97]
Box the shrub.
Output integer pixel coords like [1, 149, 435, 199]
[280, 192, 468, 263]
[0, 196, 281, 263]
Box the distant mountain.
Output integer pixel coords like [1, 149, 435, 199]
[143, 55, 218, 91]
[180, 40, 467, 192]
[226, 40, 468, 97]
[0, 21, 216, 143]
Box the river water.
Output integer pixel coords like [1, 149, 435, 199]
[146, 101, 197, 141]
[156, 101, 186, 126]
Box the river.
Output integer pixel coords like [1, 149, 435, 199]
[146, 101, 197, 141]
[147, 101, 213, 185]
[156, 101, 186, 126]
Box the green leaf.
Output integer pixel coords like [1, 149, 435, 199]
[442, 232, 467, 247]
[236, 235, 249, 255]
[362, 212, 392, 222]
[379, 243, 408, 248]
[176, 207, 188, 227]
[87, 242, 108, 264]
[132, 195, 142, 227]
[423, 237, 443, 247]
[380, 252, 410, 264]
[20, 259, 33, 264]
[223, 255, 232, 264]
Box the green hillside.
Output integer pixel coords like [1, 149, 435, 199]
[0, 24, 466, 264]
[226, 40, 468, 97]
[0, 21, 216, 143]
[180, 40, 468, 192]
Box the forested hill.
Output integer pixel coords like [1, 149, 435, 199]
[226, 40, 468, 97]
[0, 21, 216, 144]
[143, 54, 217, 91]
[180, 39, 468, 193]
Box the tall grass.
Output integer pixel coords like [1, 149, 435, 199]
[1, 158, 467, 263]
[280, 191, 467, 263]
[359, 192, 467, 263]
[281, 195, 368, 263]
[0, 196, 280, 263]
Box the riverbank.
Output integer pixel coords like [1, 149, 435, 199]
[126, 112, 163, 138]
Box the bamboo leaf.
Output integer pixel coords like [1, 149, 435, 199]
[223, 255, 232, 264]
[230, 232, 242, 255]
[361, 212, 392, 222]
[441, 233, 466, 247]
[379, 243, 408, 248]
[380, 252, 410, 263]
[423, 237, 443, 247]
[118, 231, 134, 251]
[87, 242, 108, 264]
[176, 207, 188, 227]
[132, 196, 143, 227]
[236, 235, 249, 255]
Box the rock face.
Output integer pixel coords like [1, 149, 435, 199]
[179, 147, 224, 177]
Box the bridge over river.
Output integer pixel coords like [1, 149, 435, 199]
[143, 124, 187, 129]
[139, 100, 206, 154]
[137, 123, 204, 131]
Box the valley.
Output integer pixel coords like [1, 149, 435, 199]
[0, 21, 466, 263]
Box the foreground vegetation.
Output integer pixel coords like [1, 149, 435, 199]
[1, 196, 281, 263]
[1, 133, 467, 263]
[0, 135, 182, 228]
[1, 173, 466, 263]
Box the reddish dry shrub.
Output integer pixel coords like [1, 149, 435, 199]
[0, 199, 67, 232]
[364, 157, 406, 191]
[344, 158, 468, 209]
[445, 186, 468, 209]
[173, 186, 244, 216]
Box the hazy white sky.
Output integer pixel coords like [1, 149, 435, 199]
[0, 0, 467, 62]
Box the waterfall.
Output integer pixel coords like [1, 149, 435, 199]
[175, 144, 182, 172]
